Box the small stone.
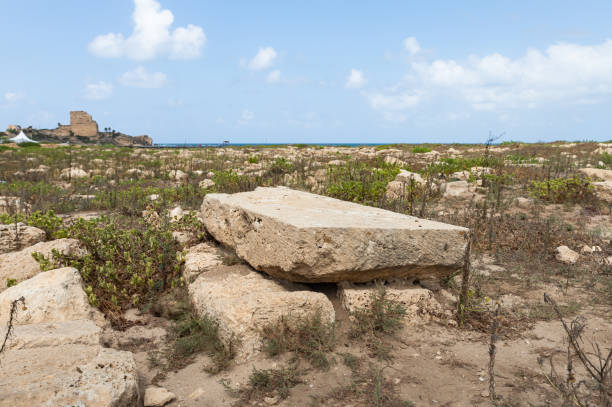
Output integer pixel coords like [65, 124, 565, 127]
[144, 386, 176, 407]
[481, 390, 490, 397]
[555, 246, 579, 264]
[188, 387, 206, 400]
[264, 395, 280, 405]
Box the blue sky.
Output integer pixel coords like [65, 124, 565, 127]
[1, 1, 612, 144]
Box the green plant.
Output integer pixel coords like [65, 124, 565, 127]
[261, 310, 336, 369]
[17, 142, 41, 148]
[349, 285, 407, 339]
[33, 216, 182, 324]
[529, 176, 594, 203]
[232, 362, 305, 403]
[411, 145, 432, 153]
[169, 312, 238, 373]
[6, 278, 17, 288]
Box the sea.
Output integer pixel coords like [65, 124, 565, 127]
[152, 143, 407, 148]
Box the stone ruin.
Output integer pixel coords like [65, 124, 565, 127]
[0, 187, 469, 405]
[53, 110, 99, 139]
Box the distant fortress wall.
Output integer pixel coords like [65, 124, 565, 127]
[69, 111, 98, 138]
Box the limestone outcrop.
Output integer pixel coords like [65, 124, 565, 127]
[0, 223, 46, 254]
[0, 267, 103, 325]
[202, 187, 469, 283]
[0, 238, 87, 291]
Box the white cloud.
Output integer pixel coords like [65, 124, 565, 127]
[88, 0, 206, 60]
[403, 37, 420, 56]
[84, 82, 113, 100]
[267, 70, 281, 83]
[412, 39, 612, 110]
[363, 39, 612, 120]
[248, 47, 277, 70]
[345, 69, 366, 89]
[241, 109, 254, 121]
[3, 92, 25, 104]
[119, 66, 167, 88]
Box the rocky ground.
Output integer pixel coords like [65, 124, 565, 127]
[0, 141, 610, 406]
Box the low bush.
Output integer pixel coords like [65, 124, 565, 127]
[231, 362, 305, 404]
[261, 310, 336, 369]
[412, 145, 432, 153]
[34, 216, 182, 324]
[529, 176, 594, 203]
[349, 285, 407, 339]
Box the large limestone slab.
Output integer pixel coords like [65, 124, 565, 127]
[0, 345, 139, 407]
[202, 187, 469, 283]
[188, 262, 335, 361]
[0, 267, 103, 326]
[0, 238, 87, 291]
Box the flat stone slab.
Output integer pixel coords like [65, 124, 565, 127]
[0, 345, 139, 407]
[188, 258, 335, 361]
[202, 187, 469, 283]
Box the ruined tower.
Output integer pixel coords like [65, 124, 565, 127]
[69, 111, 98, 138]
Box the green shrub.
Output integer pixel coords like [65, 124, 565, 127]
[6, 278, 17, 288]
[234, 363, 305, 403]
[170, 312, 238, 373]
[0, 210, 65, 239]
[529, 176, 594, 203]
[600, 152, 612, 167]
[18, 142, 41, 148]
[34, 216, 182, 323]
[247, 155, 259, 164]
[325, 162, 399, 204]
[411, 145, 432, 153]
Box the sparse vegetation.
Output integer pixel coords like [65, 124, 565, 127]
[261, 310, 336, 369]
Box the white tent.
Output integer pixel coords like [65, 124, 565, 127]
[9, 131, 38, 144]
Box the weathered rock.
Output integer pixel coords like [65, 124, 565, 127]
[169, 205, 184, 220]
[555, 245, 579, 264]
[61, 167, 89, 179]
[144, 386, 176, 407]
[169, 169, 188, 181]
[188, 263, 335, 361]
[0, 267, 103, 326]
[172, 230, 198, 248]
[182, 242, 224, 283]
[578, 167, 612, 181]
[202, 187, 469, 283]
[0, 223, 46, 254]
[441, 180, 481, 201]
[0, 345, 139, 407]
[395, 169, 425, 185]
[0, 319, 101, 351]
[592, 181, 612, 202]
[0, 238, 87, 291]
[199, 178, 215, 189]
[338, 281, 443, 322]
